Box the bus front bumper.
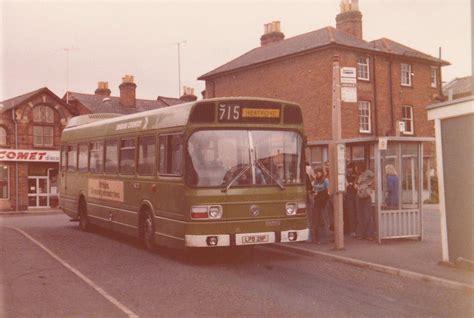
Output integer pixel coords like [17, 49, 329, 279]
[185, 228, 309, 247]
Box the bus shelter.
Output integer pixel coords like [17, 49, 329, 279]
[375, 137, 434, 243]
[308, 136, 434, 244]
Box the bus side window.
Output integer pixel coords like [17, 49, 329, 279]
[60, 145, 67, 171]
[78, 143, 89, 173]
[158, 134, 183, 176]
[67, 144, 77, 172]
[105, 139, 118, 174]
[120, 138, 136, 175]
[138, 135, 156, 176]
[90, 141, 104, 174]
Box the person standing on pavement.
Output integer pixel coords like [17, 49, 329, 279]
[344, 162, 358, 237]
[355, 162, 375, 241]
[313, 167, 330, 244]
[385, 164, 399, 209]
[305, 162, 315, 242]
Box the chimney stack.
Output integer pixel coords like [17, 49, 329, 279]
[180, 86, 198, 102]
[336, 0, 363, 39]
[260, 21, 285, 46]
[94, 81, 111, 96]
[119, 75, 136, 108]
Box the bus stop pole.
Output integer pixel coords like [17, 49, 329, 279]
[330, 55, 344, 250]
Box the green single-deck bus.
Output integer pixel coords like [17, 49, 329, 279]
[60, 97, 309, 249]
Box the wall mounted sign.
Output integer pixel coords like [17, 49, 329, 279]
[0, 149, 60, 162]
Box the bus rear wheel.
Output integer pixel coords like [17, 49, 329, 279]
[78, 199, 90, 232]
[141, 209, 155, 251]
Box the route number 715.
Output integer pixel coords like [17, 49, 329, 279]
[218, 104, 241, 121]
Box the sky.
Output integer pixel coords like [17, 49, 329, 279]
[0, 0, 471, 102]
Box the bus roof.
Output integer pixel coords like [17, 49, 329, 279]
[61, 97, 301, 141]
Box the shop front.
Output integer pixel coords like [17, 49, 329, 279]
[0, 149, 59, 211]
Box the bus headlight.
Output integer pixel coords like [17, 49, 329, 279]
[209, 206, 223, 219]
[285, 203, 297, 216]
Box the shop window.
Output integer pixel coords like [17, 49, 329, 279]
[401, 63, 412, 86]
[357, 57, 370, 80]
[33, 106, 54, 123]
[0, 165, 8, 199]
[159, 135, 182, 176]
[119, 138, 136, 175]
[67, 144, 77, 172]
[402, 105, 414, 135]
[358, 101, 371, 133]
[33, 126, 53, 147]
[89, 141, 104, 174]
[105, 139, 118, 174]
[78, 143, 89, 173]
[0, 127, 6, 145]
[138, 135, 156, 176]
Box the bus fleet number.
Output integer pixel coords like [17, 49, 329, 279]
[218, 104, 240, 121]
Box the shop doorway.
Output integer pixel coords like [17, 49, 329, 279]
[27, 168, 59, 208]
[28, 176, 49, 207]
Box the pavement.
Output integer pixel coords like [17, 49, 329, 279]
[270, 204, 474, 292]
[2, 205, 473, 292]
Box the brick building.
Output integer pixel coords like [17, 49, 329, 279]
[0, 75, 193, 211]
[199, 0, 449, 173]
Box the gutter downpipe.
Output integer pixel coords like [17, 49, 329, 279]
[372, 54, 379, 136]
[12, 109, 19, 211]
[388, 59, 395, 135]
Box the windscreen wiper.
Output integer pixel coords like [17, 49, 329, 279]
[256, 159, 285, 191]
[221, 163, 252, 193]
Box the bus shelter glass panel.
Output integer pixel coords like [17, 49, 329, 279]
[381, 143, 399, 210]
[377, 141, 422, 241]
[401, 143, 420, 209]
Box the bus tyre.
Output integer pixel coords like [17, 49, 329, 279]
[78, 199, 90, 232]
[142, 209, 156, 251]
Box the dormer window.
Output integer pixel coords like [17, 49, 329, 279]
[32, 106, 54, 147]
[33, 106, 54, 123]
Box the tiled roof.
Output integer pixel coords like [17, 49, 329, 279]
[67, 92, 183, 115]
[0, 87, 47, 112]
[157, 96, 183, 106]
[199, 27, 448, 79]
[0, 87, 76, 114]
[443, 76, 473, 96]
[369, 38, 449, 65]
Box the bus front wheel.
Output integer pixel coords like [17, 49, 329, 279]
[78, 198, 90, 232]
[141, 209, 155, 251]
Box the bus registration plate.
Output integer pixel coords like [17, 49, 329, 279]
[241, 234, 269, 245]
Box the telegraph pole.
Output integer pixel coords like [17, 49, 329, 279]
[329, 55, 345, 250]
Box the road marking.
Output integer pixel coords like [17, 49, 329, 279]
[5, 226, 139, 318]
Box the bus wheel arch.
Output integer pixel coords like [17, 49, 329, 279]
[139, 204, 156, 251]
[78, 195, 90, 231]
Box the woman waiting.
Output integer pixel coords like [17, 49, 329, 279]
[385, 164, 399, 209]
[312, 167, 330, 244]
